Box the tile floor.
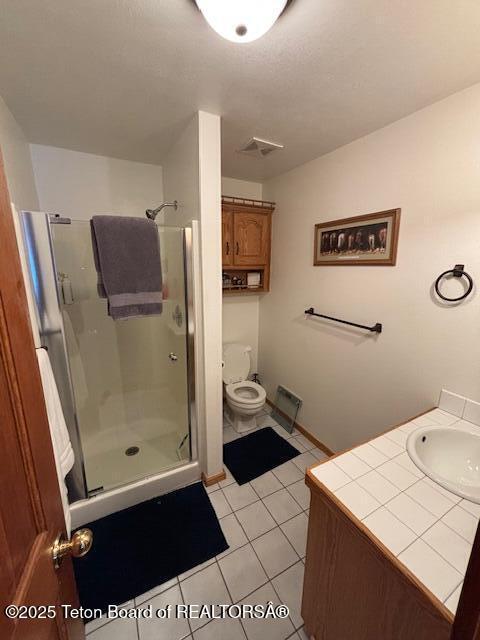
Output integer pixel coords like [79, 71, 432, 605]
[86, 407, 328, 640]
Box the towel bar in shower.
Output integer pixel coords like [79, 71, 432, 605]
[305, 307, 382, 333]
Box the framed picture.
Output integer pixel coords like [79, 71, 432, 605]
[314, 208, 401, 266]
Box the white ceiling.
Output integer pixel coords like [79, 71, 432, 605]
[1, 0, 480, 181]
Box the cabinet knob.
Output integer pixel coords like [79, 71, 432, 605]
[226, 241, 229, 255]
[236, 242, 239, 255]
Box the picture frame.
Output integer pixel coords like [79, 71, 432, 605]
[314, 208, 401, 266]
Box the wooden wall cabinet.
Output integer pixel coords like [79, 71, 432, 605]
[222, 196, 274, 294]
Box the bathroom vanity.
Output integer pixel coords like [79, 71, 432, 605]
[302, 408, 480, 640]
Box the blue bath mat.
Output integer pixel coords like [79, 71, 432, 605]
[224, 426, 301, 485]
[73, 482, 228, 613]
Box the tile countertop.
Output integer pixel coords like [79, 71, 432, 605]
[308, 408, 480, 617]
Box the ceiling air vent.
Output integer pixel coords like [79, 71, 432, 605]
[238, 137, 284, 158]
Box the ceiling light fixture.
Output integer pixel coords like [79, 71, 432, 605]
[195, 0, 289, 44]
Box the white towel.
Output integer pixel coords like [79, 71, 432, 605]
[36, 348, 74, 534]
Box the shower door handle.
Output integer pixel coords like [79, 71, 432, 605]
[169, 353, 178, 362]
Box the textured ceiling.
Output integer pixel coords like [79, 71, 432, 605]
[1, 0, 480, 180]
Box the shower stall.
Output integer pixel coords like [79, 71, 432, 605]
[21, 212, 199, 525]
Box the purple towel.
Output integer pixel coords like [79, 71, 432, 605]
[90, 215, 162, 320]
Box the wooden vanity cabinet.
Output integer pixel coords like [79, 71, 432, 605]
[302, 470, 452, 640]
[221, 196, 274, 294]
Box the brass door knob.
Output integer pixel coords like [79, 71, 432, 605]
[52, 528, 93, 569]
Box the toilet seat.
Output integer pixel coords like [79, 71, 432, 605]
[226, 381, 266, 406]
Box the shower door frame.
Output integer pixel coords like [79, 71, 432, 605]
[20, 212, 198, 503]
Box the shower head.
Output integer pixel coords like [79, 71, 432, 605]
[146, 201, 178, 220]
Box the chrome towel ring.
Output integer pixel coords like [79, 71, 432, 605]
[434, 264, 473, 302]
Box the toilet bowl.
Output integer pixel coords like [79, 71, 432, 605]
[223, 344, 266, 433]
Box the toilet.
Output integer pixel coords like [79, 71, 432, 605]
[222, 343, 266, 433]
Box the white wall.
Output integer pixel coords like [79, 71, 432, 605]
[30, 145, 163, 219]
[0, 96, 39, 210]
[222, 176, 262, 200]
[221, 177, 263, 373]
[261, 83, 480, 453]
[164, 111, 223, 479]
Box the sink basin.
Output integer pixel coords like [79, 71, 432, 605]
[407, 423, 480, 504]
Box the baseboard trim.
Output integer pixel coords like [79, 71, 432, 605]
[202, 470, 227, 487]
[266, 398, 334, 458]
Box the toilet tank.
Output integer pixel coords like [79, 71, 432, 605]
[222, 343, 251, 384]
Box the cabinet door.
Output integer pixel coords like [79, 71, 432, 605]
[222, 210, 233, 266]
[233, 211, 270, 266]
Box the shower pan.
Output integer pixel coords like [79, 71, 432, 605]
[20, 212, 200, 525]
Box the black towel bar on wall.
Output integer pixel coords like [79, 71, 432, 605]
[305, 307, 383, 333]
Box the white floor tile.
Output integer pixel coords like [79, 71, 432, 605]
[280, 513, 309, 558]
[356, 470, 400, 504]
[398, 539, 462, 603]
[293, 434, 315, 450]
[444, 583, 463, 614]
[310, 461, 350, 491]
[219, 468, 236, 488]
[235, 500, 277, 540]
[250, 471, 283, 498]
[272, 461, 304, 486]
[223, 483, 259, 511]
[335, 482, 381, 520]
[240, 583, 295, 640]
[385, 493, 437, 535]
[334, 452, 371, 479]
[178, 557, 216, 582]
[271, 561, 305, 629]
[86, 601, 134, 635]
[286, 480, 310, 510]
[180, 563, 231, 631]
[362, 507, 416, 555]
[369, 435, 404, 459]
[352, 443, 388, 468]
[310, 448, 329, 462]
[405, 479, 456, 518]
[217, 513, 248, 558]
[88, 617, 138, 640]
[223, 426, 241, 443]
[376, 459, 418, 490]
[136, 579, 177, 605]
[422, 521, 472, 573]
[209, 490, 233, 518]
[138, 584, 191, 640]
[252, 527, 299, 578]
[192, 618, 246, 640]
[263, 489, 303, 524]
[441, 505, 479, 543]
[218, 544, 268, 602]
[289, 437, 308, 453]
[292, 451, 318, 473]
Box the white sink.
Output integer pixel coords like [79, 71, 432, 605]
[407, 423, 480, 504]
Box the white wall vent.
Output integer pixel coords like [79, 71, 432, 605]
[238, 137, 284, 158]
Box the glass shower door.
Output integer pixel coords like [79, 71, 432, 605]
[51, 221, 191, 495]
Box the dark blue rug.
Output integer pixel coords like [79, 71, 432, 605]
[224, 426, 301, 485]
[73, 482, 228, 613]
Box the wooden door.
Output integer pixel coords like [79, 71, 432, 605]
[221, 209, 233, 266]
[451, 520, 480, 640]
[233, 210, 270, 266]
[0, 153, 84, 640]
